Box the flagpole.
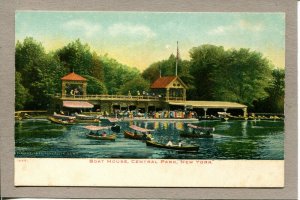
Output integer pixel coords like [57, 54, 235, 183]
[175, 41, 178, 76]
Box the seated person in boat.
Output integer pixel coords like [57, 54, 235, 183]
[89, 131, 94, 135]
[134, 131, 137, 136]
[205, 130, 211, 135]
[142, 132, 148, 140]
[178, 140, 182, 147]
[147, 133, 153, 140]
[166, 140, 173, 146]
[101, 132, 107, 137]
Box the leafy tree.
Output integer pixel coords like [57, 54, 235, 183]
[188, 45, 273, 107]
[83, 75, 108, 95]
[15, 37, 66, 109]
[189, 44, 226, 100]
[211, 48, 272, 106]
[269, 68, 285, 112]
[15, 72, 32, 110]
[142, 54, 193, 90]
[120, 76, 150, 95]
[90, 52, 104, 82]
[141, 64, 160, 84]
[101, 55, 140, 94]
[254, 68, 284, 113]
[56, 39, 93, 75]
[15, 37, 47, 89]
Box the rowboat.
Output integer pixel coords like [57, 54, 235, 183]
[108, 118, 121, 133]
[84, 125, 116, 141]
[180, 123, 214, 138]
[146, 140, 199, 151]
[124, 125, 154, 141]
[86, 133, 116, 141]
[53, 112, 76, 120]
[48, 116, 76, 125]
[75, 112, 99, 120]
[75, 118, 100, 123]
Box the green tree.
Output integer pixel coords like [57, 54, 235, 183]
[120, 77, 150, 95]
[141, 64, 160, 84]
[189, 44, 226, 100]
[15, 37, 66, 109]
[254, 68, 284, 113]
[83, 75, 108, 94]
[15, 72, 32, 110]
[56, 39, 93, 75]
[101, 55, 140, 94]
[211, 48, 272, 106]
[16, 37, 47, 89]
[90, 52, 105, 82]
[142, 54, 193, 90]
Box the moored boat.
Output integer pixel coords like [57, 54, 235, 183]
[75, 118, 100, 123]
[86, 133, 116, 141]
[180, 123, 214, 138]
[53, 112, 76, 120]
[48, 116, 76, 125]
[75, 112, 99, 120]
[108, 118, 121, 133]
[146, 140, 199, 151]
[74, 112, 100, 123]
[84, 125, 116, 141]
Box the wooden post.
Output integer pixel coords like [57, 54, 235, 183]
[82, 82, 87, 97]
[61, 81, 66, 97]
[243, 107, 248, 118]
[204, 108, 208, 118]
[183, 88, 186, 101]
[166, 88, 169, 101]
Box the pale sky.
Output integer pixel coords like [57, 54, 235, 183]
[15, 11, 285, 71]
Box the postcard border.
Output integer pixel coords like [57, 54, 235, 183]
[0, 0, 297, 199]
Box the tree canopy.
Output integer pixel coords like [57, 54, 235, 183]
[15, 38, 284, 113]
[210, 48, 272, 106]
[15, 37, 147, 110]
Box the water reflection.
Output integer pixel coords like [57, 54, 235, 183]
[241, 120, 248, 137]
[15, 119, 284, 160]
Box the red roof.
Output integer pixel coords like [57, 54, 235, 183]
[61, 72, 86, 81]
[150, 76, 177, 89]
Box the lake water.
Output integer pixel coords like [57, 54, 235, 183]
[15, 119, 284, 160]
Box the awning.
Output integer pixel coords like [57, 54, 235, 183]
[169, 101, 247, 109]
[63, 101, 94, 109]
[84, 125, 110, 131]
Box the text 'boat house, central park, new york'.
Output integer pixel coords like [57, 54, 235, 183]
[50, 71, 247, 117]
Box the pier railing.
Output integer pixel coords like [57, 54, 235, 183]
[54, 94, 185, 102]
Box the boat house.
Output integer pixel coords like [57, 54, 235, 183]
[50, 72, 247, 117]
[150, 76, 187, 101]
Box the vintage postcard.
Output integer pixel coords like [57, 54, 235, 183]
[14, 11, 285, 187]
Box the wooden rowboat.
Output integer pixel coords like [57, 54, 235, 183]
[124, 130, 144, 140]
[124, 125, 154, 141]
[48, 116, 76, 125]
[74, 118, 100, 123]
[84, 125, 116, 141]
[86, 133, 116, 141]
[146, 140, 199, 151]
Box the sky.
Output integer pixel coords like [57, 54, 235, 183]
[15, 11, 285, 71]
